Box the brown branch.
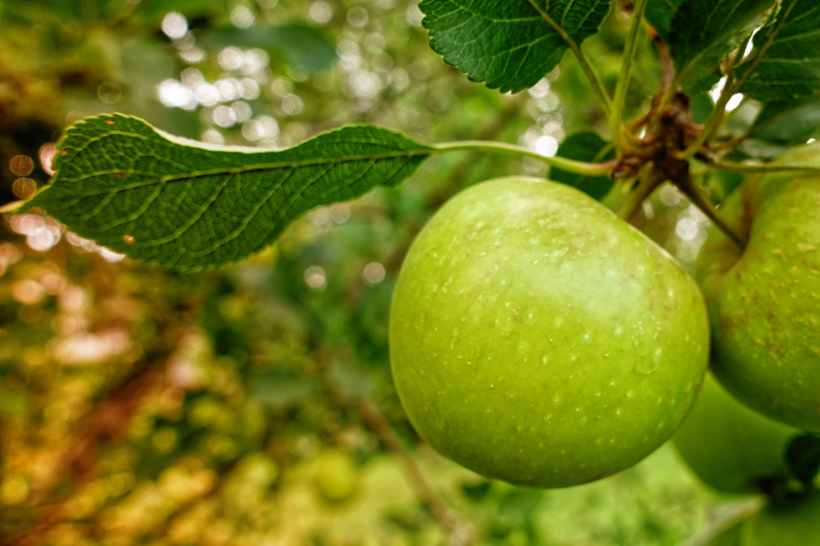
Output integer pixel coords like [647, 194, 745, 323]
[673, 170, 747, 249]
[0, 362, 169, 546]
[618, 167, 667, 222]
[355, 399, 474, 546]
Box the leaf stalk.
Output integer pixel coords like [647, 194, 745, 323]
[433, 141, 617, 177]
[611, 0, 649, 154]
[705, 160, 820, 174]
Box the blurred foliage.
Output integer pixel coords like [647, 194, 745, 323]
[0, 0, 736, 544]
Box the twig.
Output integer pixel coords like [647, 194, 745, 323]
[656, 37, 676, 100]
[673, 170, 747, 249]
[618, 167, 667, 221]
[356, 399, 474, 546]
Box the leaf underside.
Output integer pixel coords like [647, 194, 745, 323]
[645, 0, 685, 44]
[419, 0, 611, 93]
[739, 0, 820, 102]
[752, 98, 820, 143]
[22, 115, 432, 271]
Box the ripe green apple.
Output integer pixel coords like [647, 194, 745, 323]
[742, 492, 820, 545]
[390, 177, 710, 488]
[673, 372, 798, 494]
[696, 143, 820, 432]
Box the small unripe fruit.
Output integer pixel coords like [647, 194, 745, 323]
[390, 178, 710, 488]
[673, 373, 798, 494]
[313, 450, 359, 502]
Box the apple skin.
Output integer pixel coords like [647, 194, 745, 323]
[696, 143, 820, 432]
[673, 372, 798, 494]
[742, 492, 820, 545]
[390, 177, 710, 488]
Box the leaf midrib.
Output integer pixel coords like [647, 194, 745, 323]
[52, 149, 434, 200]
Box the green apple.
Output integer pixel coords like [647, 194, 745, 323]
[313, 450, 359, 502]
[742, 492, 820, 545]
[673, 372, 798, 494]
[696, 143, 820, 432]
[390, 177, 710, 488]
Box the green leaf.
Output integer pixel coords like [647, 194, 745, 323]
[667, 0, 774, 95]
[645, 0, 685, 43]
[738, 0, 820, 102]
[419, 0, 612, 93]
[196, 24, 337, 72]
[751, 98, 820, 143]
[549, 132, 615, 200]
[22, 115, 432, 271]
[137, 0, 227, 20]
[785, 434, 820, 484]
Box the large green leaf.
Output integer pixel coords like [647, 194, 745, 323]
[666, 0, 774, 94]
[21, 115, 432, 271]
[738, 0, 820, 102]
[419, 0, 612, 93]
[751, 98, 820, 143]
[645, 0, 685, 43]
[549, 132, 615, 200]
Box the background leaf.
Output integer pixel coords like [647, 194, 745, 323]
[22, 115, 432, 271]
[738, 0, 820, 102]
[196, 24, 337, 72]
[549, 131, 615, 200]
[751, 98, 820, 143]
[418, 0, 612, 93]
[666, 0, 774, 95]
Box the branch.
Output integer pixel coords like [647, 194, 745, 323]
[526, 0, 613, 117]
[618, 167, 666, 221]
[611, 0, 649, 153]
[356, 399, 474, 546]
[674, 170, 747, 249]
[434, 141, 617, 176]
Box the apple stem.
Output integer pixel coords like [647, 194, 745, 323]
[674, 171, 748, 249]
[433, 141, 618, 177]
[617, 168, 667, 221]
